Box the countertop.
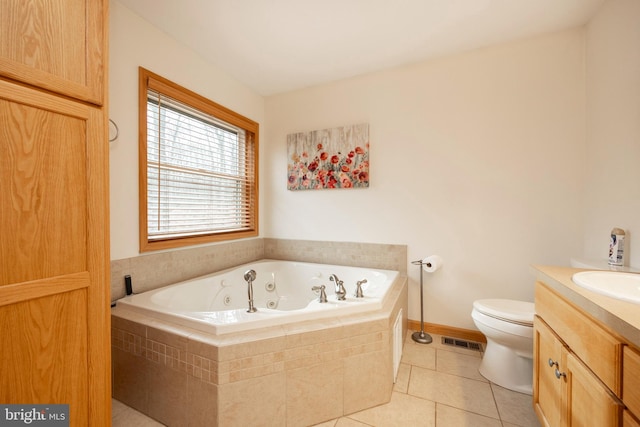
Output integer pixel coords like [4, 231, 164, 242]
[532, 265, 640, 349]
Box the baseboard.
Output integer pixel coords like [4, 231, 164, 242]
[408, 320, 486, 343]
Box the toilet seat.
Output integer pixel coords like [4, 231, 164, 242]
[473, 299, 535, 327]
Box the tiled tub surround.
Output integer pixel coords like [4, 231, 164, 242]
[110, 238, 407, 301]
[112, 272, 408, 426]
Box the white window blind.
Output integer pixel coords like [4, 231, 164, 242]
[146, 89, 256, 240]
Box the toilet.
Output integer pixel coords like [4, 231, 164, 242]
[471, 299, 535, 395]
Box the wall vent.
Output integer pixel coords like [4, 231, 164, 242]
[441, 337, 482, 352]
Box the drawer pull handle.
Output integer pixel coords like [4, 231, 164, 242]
[548, 358, 558, 368]
[554, 368, 566, 379]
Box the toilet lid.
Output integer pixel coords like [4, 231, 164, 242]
[473, 299, 535, 326]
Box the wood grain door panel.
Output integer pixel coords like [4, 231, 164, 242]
[0, 288, 89, 426]
[0, 74, 110, 425]
[0, 90, 88, 286]
[0, 0, 105, 104]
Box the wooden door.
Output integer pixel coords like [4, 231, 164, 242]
[0, 76, 110, 424]
[0, 0, 106, 105]
[624, 411, 640, 427]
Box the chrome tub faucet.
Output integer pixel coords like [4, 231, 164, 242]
[330, 274, 346, 300]
[312, 284, 328, 303]
[355, 279, 367, 298]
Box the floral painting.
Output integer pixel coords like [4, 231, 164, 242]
[287, 123, 369, 190]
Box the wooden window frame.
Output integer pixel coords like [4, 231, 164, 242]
[138, 67, 259, 252]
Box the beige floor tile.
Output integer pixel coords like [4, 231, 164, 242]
[408, 366, 499, 419]
[491, 383, 540, 427]
[312, 419, 338, 427]
[436, 403, 502, 427]
[335, 418, 372, 427]
[347, 391, 436, 427]
[393, 362, 411, 393]
[112, 399, 164, 427]
[436, 348, 487, 382]
[401, 340, 436, 369]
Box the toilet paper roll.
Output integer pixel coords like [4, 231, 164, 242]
[422, 255, 443, 273]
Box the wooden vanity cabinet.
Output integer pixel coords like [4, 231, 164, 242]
[534, 316, 622, 426]
[534, 282, 625, 427]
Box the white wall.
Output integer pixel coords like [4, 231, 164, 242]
[264, 30, 586, 329]
[109, 0, 265, 260]
[110, 0, 640, 331]
[583, 0, 640, 268]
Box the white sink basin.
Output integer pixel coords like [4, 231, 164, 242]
[572, 271, 640, 304]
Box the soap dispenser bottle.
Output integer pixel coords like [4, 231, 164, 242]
[608, 227, 625, 266]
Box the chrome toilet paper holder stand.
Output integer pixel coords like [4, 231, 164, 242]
[411, 259, 433, 344]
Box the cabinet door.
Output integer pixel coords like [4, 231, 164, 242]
[534, 316, 564, 427]
[0, 0, 106, 104]
[0, 78, 110, 425]
[564, 351, 622, 427]
[624, 346, 640, 415]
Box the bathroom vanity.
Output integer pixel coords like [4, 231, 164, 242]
[532, 266, 640, 427]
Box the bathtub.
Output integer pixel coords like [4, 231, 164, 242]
[116, 259, 399, 335]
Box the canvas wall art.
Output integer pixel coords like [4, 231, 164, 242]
[287, 123, 369, 190]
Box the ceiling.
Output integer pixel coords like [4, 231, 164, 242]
[117, 0, 606, 96]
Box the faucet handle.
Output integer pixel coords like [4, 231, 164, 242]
[355, 279, 367, 298]
[311, 285, 328, 303]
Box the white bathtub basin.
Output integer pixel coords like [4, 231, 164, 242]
[115, 259, 399, 335]
[572, 271, 640, 304]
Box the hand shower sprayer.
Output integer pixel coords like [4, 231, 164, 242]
[244, 269, 258, 313]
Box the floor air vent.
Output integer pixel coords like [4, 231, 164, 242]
[442, 337, 482, 352]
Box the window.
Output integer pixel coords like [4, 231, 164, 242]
[139, 67, 258, 251]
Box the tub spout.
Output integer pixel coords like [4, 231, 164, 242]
[244, 269, 258, 313]
[330, 274, 346, 301]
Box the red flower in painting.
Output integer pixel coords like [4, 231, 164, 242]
[345, 158, 352, 165]
[355, 146, 365, 155]
[331, 155, 340, 164]
[288, 175, 296, 184]
[340, 173, 353, 188]
[341, 165, 350, 173]
[320, 152, 328, 161]
[348, 151, 355, 158]
[317, 143, 323, 150]
[357, 171, 369, 182]
[308, 161, 318, 172]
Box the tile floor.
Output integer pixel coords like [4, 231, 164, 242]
[112, 330, 540, 427]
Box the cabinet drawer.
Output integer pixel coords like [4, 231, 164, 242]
[535, 282, 623, 395]
[624, 346, 640, 416]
